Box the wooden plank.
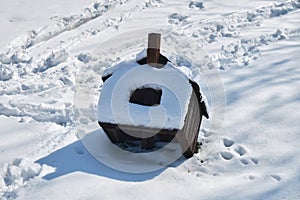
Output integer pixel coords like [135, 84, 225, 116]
[179, 91, 202, 158]
[147, 33, 164, 68]
[99, 122, 178, 143]
[148, 33, 161, 49]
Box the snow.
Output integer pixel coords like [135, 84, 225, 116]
[0, 0, 300, 199]
[98, 57, 193, 130]
[0, 0, 94, 52]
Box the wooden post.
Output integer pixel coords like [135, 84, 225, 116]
[142, 33, 162, 148]
[141, 135, 155, 149]
[147, 33, 163, 68]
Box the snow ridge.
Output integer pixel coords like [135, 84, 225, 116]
[0, 159, 41, 199]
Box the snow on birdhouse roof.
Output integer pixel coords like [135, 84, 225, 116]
[97, 51, 194, 130]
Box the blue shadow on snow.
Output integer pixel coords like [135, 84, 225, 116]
[36, 130, 184, 182]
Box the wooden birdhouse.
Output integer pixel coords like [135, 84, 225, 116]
[97, 33, 209, 158]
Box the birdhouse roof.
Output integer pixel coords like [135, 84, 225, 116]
[97, 52, 195, 130]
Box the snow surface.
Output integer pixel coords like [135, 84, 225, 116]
[0, 0, 300, 199]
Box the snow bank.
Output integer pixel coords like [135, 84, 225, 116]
[34, 50, 69, 73]
[0, 158, 41, 198]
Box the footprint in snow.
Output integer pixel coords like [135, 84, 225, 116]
[74, 147, 85, 155]
[248, 174, 281, 182]
[250, 158, 259, 165]
[222, 137, 248, 156]
[223, 138, 234, 147]
[220, 151, 234, 160]
[248, 175, 255, 180]
[201, 128, 214, 137]
[199, 128, 216, 145]
[188, 1, 204, 9]
[269, 174, 281, 182]
[234, 145, 246, 156]
[240, 159, 249, 165]
[219, 137, 260, 166]
[168, 13, 188, 25]
[239, 157, 259, 166]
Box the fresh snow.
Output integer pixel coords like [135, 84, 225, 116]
[98, 56, 194, 130]
[0, 0, 300, 199]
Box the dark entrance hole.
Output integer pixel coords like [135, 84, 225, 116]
[129, 88, 162, 106]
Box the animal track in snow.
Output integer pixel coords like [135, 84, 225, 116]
[247, 174, 281, 182]
[218, 137, 260, 166]
[240, 159, 249, 165]
[168, 13, 189, 25]
[223, 138, 234, 147]
[248, 175, 255, 181]
[74, 147, 85, 155]
[269, 174, 281, 182]
[199, 128, 217, 146]
[234, 145, 246, 156]
[250, 158, 259, 165]
[171, 0, 300, 69]
[239, 157, 259, 166]
[220, 152, 234, 160]
[188, 1, 204, 9]
[201, 128, 214, 137]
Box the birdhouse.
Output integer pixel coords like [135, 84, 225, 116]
[97, 33, 209, 158]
